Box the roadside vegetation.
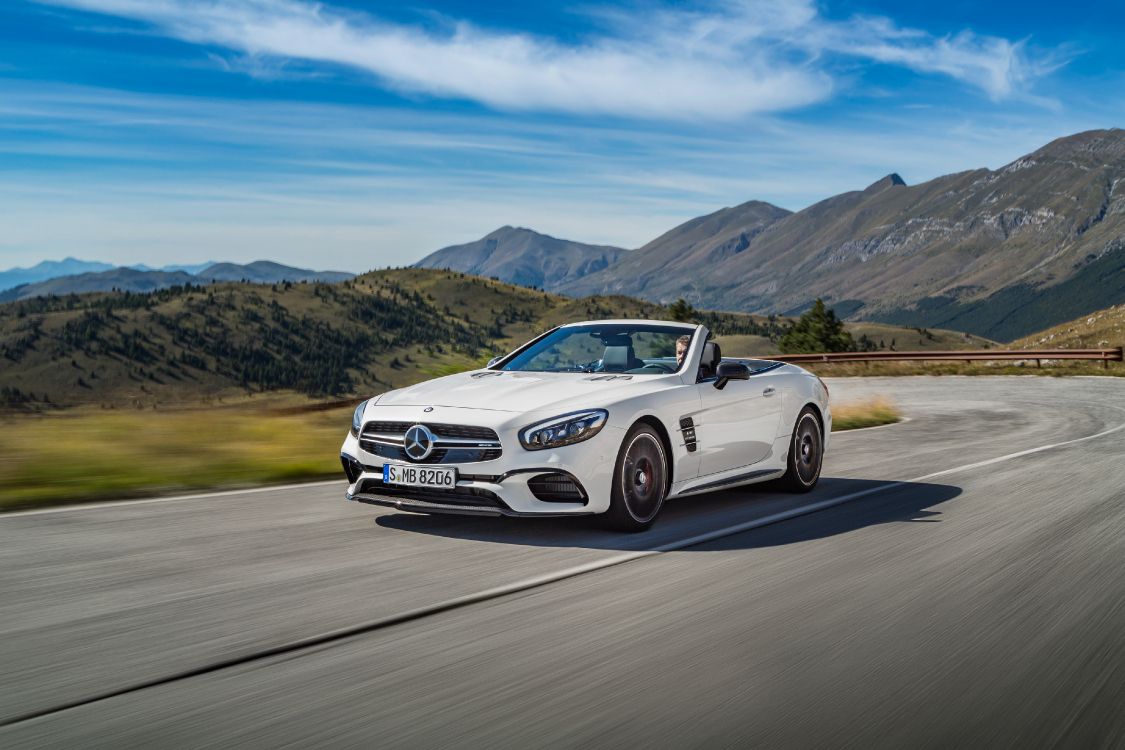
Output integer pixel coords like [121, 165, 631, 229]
[831, 397, 902, 431]
[778, 298, 856, 353]
[0, 404, 352, 510]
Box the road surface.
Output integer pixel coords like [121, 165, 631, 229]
[2, 376, 1124, 748]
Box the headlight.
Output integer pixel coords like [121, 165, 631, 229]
[520, 409, 607, 451]
[351, 399, 369, 437]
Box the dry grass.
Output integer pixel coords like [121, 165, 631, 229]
[832, 397, 902, 431]
[0, 405, 353, 510]
[1014, 303, 1125, 350]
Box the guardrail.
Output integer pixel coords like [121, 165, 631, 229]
[772, 347, 1123, 369]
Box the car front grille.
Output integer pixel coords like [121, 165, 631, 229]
[358, 421, 502, 464]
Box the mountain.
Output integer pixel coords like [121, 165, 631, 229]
[0, 258, 116, 292]
[0, 261, 355, 301]
[0, 268, 199, 301]
[197, 260, 353, 284]
[560, 200, 791, 299]
[556, 129, 1125, 341]
[414, 226, 627, 289]
[130, 262, 219, 274]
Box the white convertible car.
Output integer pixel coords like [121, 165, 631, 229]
[341, 320, 830, 531]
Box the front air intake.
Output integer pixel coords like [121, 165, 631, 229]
[527, 472, 587, 503]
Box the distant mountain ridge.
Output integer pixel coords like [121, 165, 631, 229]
[196, 260, 353, 284]
[0, 260, 354, 301]
[414, 226, 627, 289]
[0, 258, 117, 292]
[416, 129, 1125, 341]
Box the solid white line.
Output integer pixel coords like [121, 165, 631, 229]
[195, 407, 1125, 660]
[471, 409, 1125, 582]
[3, 480, 345, 518]
[354, 407, 1125, 612]
[5, 405, 1124, 724]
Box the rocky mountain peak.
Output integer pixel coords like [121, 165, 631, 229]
[863, 173, 907, 194]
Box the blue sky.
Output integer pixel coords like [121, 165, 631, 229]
[1, 0, 1123, 272]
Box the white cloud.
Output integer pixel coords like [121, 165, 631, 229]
[35, 0, 1056, 120]
[809, 16, 1058, 100]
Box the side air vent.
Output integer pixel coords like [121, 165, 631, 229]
[679, 416, 698, 453]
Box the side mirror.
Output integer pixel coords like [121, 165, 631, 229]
[486, 355, 504, 368]
[714, 361, 751, 390]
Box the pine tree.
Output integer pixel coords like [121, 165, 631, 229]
[668, 298, 697, 322]
[778, 299, 856, 353]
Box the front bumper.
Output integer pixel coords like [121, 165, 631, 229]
[340, 424, 621, 517]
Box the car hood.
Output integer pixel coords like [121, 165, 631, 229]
[374, 369, 670, 415]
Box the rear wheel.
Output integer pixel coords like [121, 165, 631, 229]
[777, 407, 823, 493]
[603, 424, 668, 532]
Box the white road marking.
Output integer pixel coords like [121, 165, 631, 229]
[5, 403, 1125, 725]
[363, 407, 1125, 621]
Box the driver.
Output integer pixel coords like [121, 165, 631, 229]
[675, 335, 691, 368]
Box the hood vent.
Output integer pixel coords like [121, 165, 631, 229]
[586, 375, 633, 382]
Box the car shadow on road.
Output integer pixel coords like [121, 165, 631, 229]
[373, 476, 962, 552]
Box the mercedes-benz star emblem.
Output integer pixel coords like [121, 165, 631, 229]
[404, 424, 435, 461]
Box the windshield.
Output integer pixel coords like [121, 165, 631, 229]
[497, 324, 694, 374]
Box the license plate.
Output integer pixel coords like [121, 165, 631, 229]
[383, 464, 457, 489]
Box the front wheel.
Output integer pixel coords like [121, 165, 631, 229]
[776, 408, 823, 493]
[602, 424, 668, 532]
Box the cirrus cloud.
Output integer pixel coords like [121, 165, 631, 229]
[35, 0, 1060, 120]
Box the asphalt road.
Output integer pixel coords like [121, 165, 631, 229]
[2, 376, 1125, 748]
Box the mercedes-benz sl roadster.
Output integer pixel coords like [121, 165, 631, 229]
[340, 320, 830, 531]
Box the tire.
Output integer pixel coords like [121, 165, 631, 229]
[602, 423, 669, 532]
[777, 407, 824, 493]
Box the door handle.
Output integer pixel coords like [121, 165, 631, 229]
[763, 387, 776, 396]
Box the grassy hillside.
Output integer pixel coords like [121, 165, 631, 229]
[1014, 303, 1125, 350]
[0, 269, 787, 410]
[714, 323, 991, 358]
[0, 267, 1010, 412]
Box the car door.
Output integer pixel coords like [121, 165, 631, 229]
[694, 370, 783, 477]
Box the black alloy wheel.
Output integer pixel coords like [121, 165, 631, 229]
[604, 424, 668, 532]
[777, 407, 823, 493]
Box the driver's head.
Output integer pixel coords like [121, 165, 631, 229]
[676, 335, 691, 366]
